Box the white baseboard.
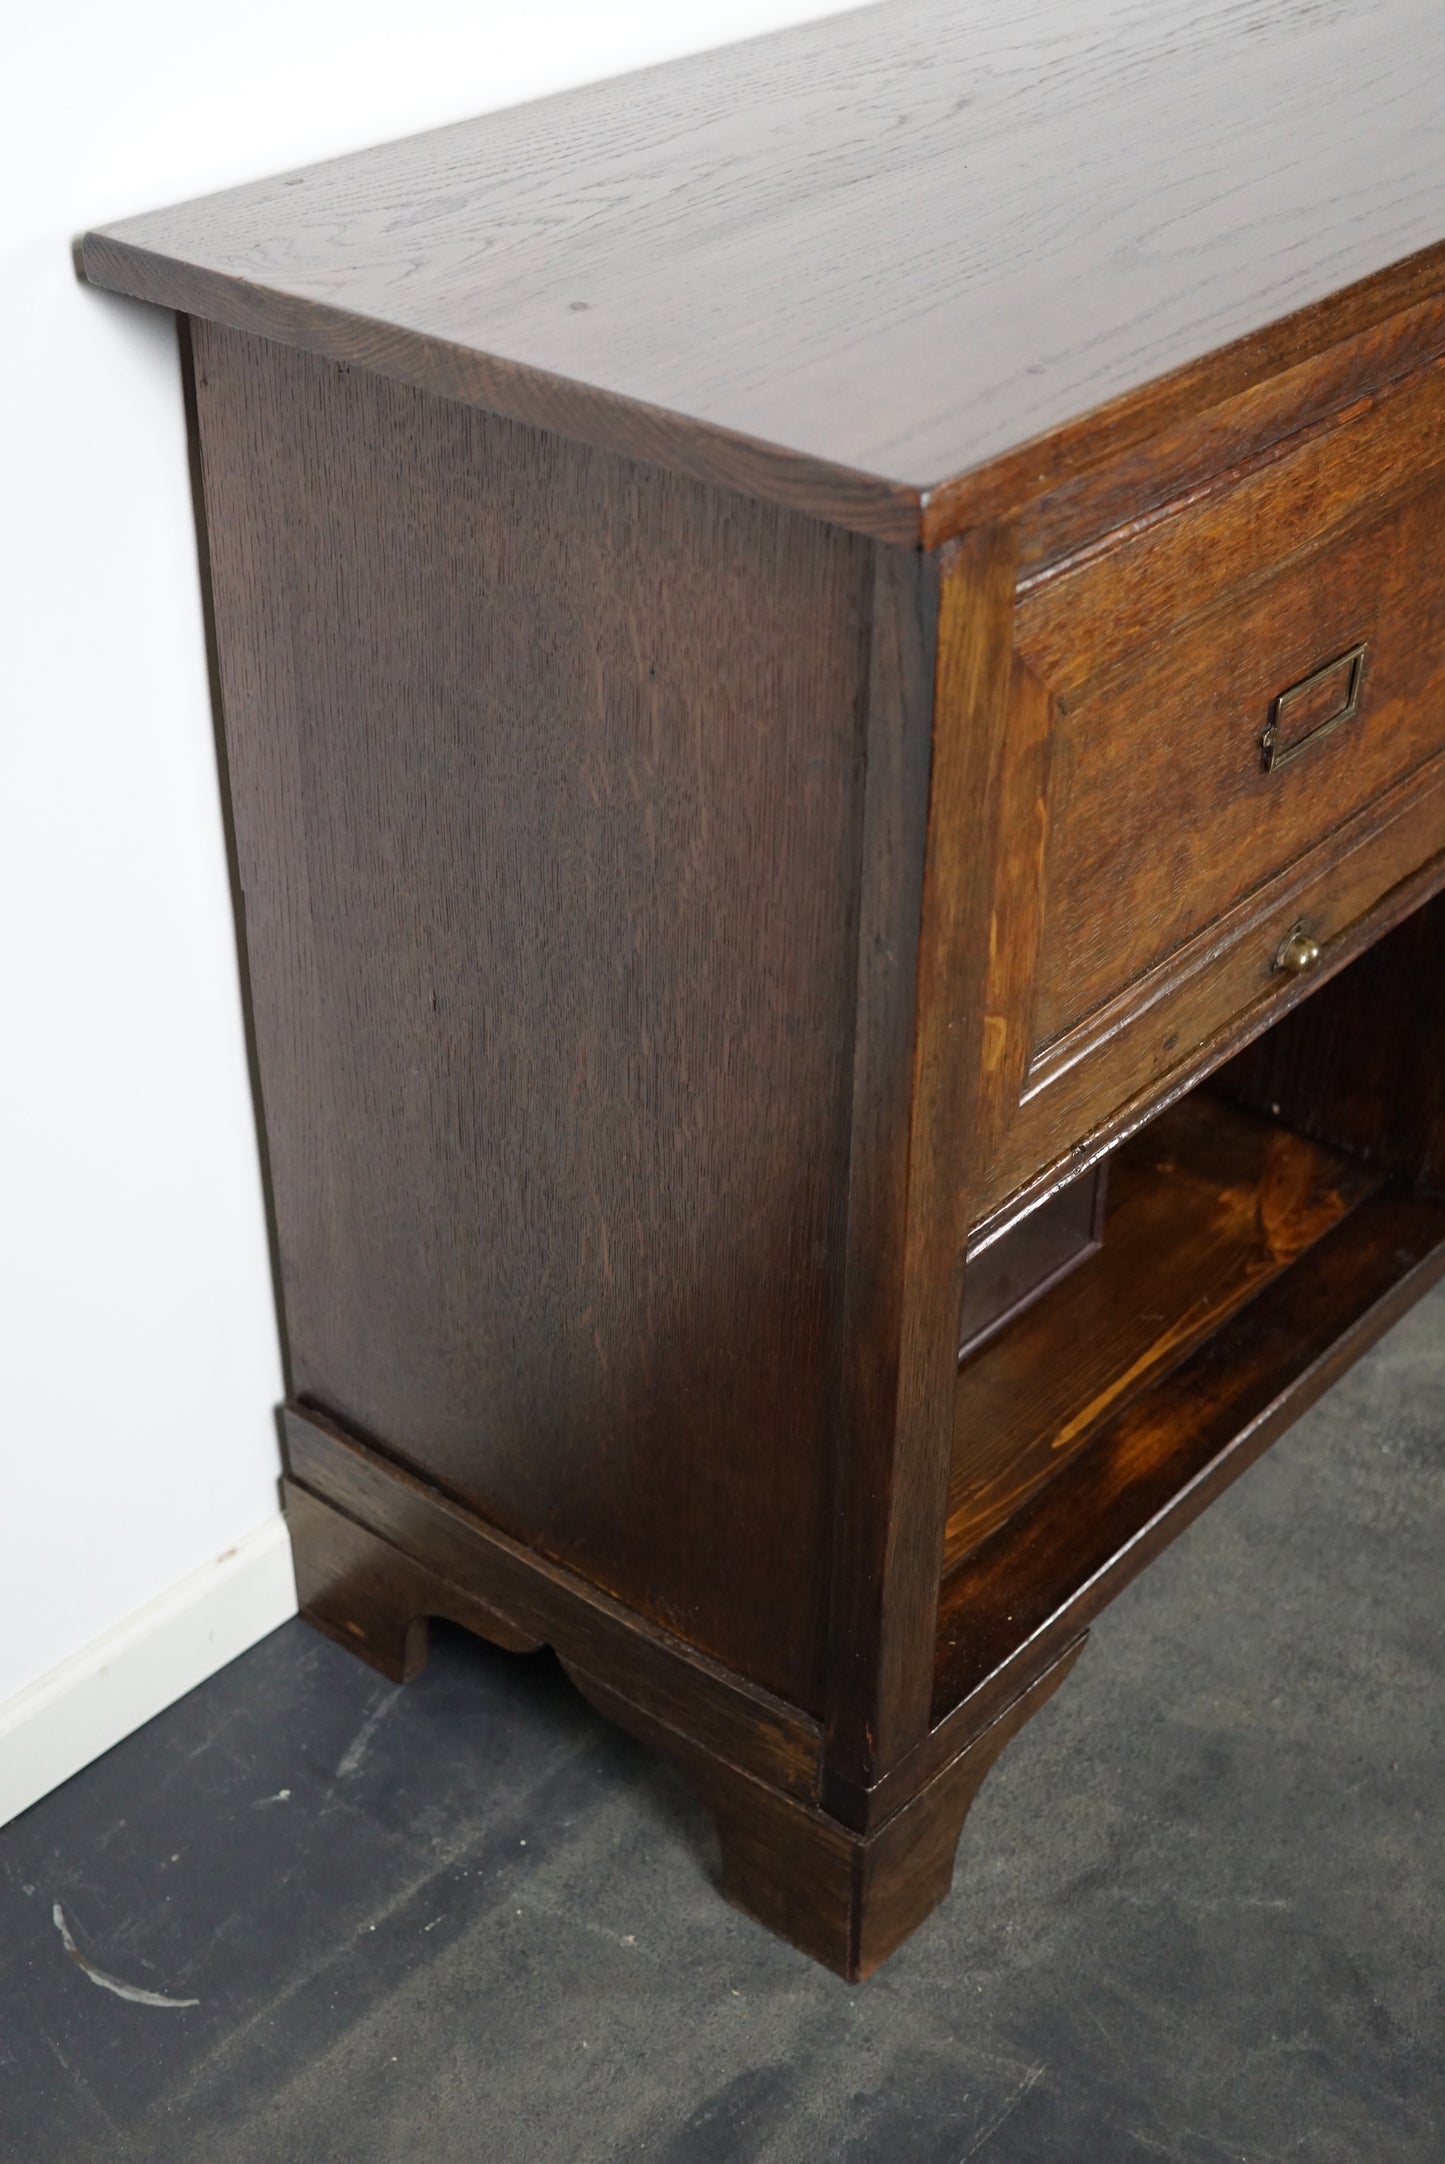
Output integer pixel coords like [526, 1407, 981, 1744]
[0, 1517, 298, 1829]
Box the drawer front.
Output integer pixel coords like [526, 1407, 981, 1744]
[1016, 356, 1445, 1067]
[986, 752, 1445, 1215]
[954, 356, 1445, 1230]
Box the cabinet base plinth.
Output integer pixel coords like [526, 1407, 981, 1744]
[709, 1653, 1081, 1979]
[281, 1425, 1082, 1980]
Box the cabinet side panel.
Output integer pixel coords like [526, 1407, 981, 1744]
[192, 322, 874, 1712]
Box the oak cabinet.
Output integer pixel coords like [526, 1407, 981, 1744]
[84, 0, 1445, 1976]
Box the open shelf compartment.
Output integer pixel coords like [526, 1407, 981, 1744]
[934, 901, 1445, 1728]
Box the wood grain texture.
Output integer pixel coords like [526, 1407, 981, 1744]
[82, 0, 1445, 541]
[283, 1409, 823, 1803]
[1015, 290, 1445, 577]
[286, 1431, 1083, 1974]
[578, 1636, 1084, 1978]
[981, 758, 1445, 1228]
[821, 544, 939, 1793]
[195, 320, 874, 1712]
[286, 1480, 545, 1682]
[934, 1182, 1445, 1721]
[956, 1159, 1107, 1363]
[90, 4, 1445, 1972]
[846, 527, 1019, 1785]
[1217, 892, 1445, 1196]
[1017, 355, 1445, 691]
[1028, 474, 1445, 1049]
[947, 1093, 1380, 1562]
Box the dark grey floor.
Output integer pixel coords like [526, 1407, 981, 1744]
[4, 1288, 1444, 2164]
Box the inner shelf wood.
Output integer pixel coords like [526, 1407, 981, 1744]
[82, 0, 1445, 1978]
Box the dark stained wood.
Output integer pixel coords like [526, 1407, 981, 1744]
[195, 321, 873, 1714]
[985, 764, 1445, 1227]
[957, 1159, 1108, 1364]
[937, 825, 1445, 1318]
[1027, 768, 1445, 1102]
[894, 344, 1445, 1258]
[820, 544, 939, 1792]
[845, 526, 1020, 1786]
[1017, 356, 1445, 692]
[948, 1094, 1380, 1563]
[1023, 428, 1445, 1051]
[1015, 290, 1445, 577]
[285, 1480, 544, 1681]
[82, 3, 1445, 543]
[935, 1181, 1445, 1721]
[575, 1638, 1084, 1980]
[1217, 892, 1445, 1195]
[283, 1408, 823, 1804]
[924, 249, 1445, 548]
[1032, 483, 1445, 947]
[83, 6, 1445, 1977]
[285, 1417, 1083, 1975]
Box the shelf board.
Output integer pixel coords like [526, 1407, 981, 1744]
[946, 1091, 1381, 1566]
[934, 1172, 1445, 1725]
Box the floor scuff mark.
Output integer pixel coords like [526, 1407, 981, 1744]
[335, 1691, 398, 1778]
[51, 1904, 200, 2010]
[957, 2062, 1045, 2160]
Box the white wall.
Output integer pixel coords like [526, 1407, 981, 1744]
[0, 0, 856, 1799]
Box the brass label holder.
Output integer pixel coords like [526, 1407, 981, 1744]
[1261, 640, 1368, 772]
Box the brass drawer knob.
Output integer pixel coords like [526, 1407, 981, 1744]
[1275, 923, 1322, 976]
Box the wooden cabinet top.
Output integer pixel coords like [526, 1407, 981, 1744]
[83, 0, 1445, 544]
